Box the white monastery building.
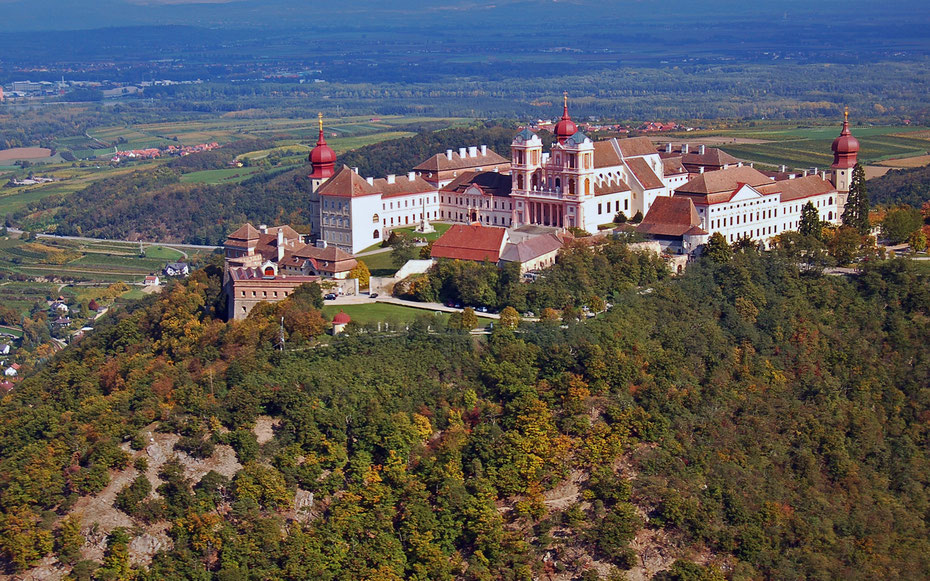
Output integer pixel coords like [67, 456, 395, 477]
[302, 99, 859, 255]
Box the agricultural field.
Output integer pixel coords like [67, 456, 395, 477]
[689, 124, 930, 170]
[179, 167, 264, 185]
[0, 235, 212, 291]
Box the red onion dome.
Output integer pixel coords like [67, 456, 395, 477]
[831, 121, 860, 155]
[309, 113, 337, 179]
[332, 311, 351, 325]
[554, 93, 577, 144]
[831, 108, 860, 169]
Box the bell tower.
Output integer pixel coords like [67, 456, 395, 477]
[511, 128, 543, 194]
[831, 107, 860, 194]
[308, 113, 337, 239]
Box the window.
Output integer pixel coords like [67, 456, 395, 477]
[373, 229, 380, 239]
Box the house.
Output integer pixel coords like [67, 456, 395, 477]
[636, 196, 709, 255]
[431, 223, 509, 263]
[164, 262, 190, 277]
[498, 231, 566, 273]
[51, 302, 69, 314]
[0, 380, 13, 393]
[53, 317, 72, 327]
[0, 344, 9, 356]
[4, 363, 19, 377]
[144, 275, 160, 286]
[223, 222, 360, 320]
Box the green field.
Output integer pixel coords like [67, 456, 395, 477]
[689, 125, 930, 170]
[358, 249, 398, 277]
[180, 168, 264, 185]
[321, 302, 489, 328]
[0, 236, 207, 289]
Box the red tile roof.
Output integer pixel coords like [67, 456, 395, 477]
[227, 223, 261, 241]
[442, 171, 513, 197]
[431, 224, 507, 263]
[593, 141, 622, 168]
[616, 136, 659, 158]
[675, 166, 775, 204]
[756, 174, 837, 202]
[637, 197, 707, 237]
[594, 180, 631, 196]
[414, 148, 508, 173]
[317, 165, 379, 198]
[626, 157, 665, 190]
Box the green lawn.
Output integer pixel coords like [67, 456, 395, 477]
[358, 250, 399, 277]
[322, 302, 489, 329]
[322, 303, 447, 326]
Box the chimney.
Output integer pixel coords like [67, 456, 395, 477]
[802, 169, 808, 177]
[699, 166, 705, 174]
[665, 142, 673, 153]
[259, 224, 268, 234]
[387, 174, 396, 184]
[749, 162, 753, 168]
[780, 165, 786, 173]
[737, 161, 743, 167]
[277, 229, 285, 261]
[812, 167, 818, 175]
[316, 239, 327, 249]
[446, 149, 453, 161]
[698, 144, 705, 155]
[352, 167, 359, 174]
[821, 171, 827, 180]
[468, 146, 478, 158]
[681, 143, 689, 154]
[366, 177, 374, 185]
[480, 144, 487, 155]
[408, 171, 416, 181]
[458, 147, 467, 158]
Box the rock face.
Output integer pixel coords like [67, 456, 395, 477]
[50, 423, 245, 574]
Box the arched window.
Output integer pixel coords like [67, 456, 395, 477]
[555, 178, 561, 191]
[264, 266, 275, 277]
[585, 178, 591, 196]
[828, 211, 833, 221]
[517, 174, 524, 189]
[373, 229, 380, 239]
[828, 196, 833, 205]
[531, 173, 539, 190]
[569, 180, 576, 195]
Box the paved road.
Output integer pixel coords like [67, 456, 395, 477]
[6, 227, 220, 251]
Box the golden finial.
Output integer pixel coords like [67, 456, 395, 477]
[844, 106, 849, 122]
[564, 92, 568, 108]
[318, 112, 324, 133]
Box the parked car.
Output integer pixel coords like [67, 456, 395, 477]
[369, 293, 379, 299]
[324, 293, 337, 300]
[477, 306, 488, 313]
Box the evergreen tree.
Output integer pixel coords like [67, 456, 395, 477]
[842, 163, 870, 235]
[703, 232, 732, 263]
[799, 201, 823, 239]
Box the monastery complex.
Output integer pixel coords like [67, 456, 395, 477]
[224, 100, 860, 319]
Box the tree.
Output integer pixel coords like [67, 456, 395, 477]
[291, 282, 324, 309]
[703, 232, 732, 263]
[842, 163, 870, 235]
[631, 210, 644, 224]
[613, 211, 628, 224]
[349, 260, 371, 289]
[391, 234, 418, 269]
[499, 306, 520, 329]
[880, 206, 923, 244]
[799, 201, 823, 240]
[908, 228, 928, 253]
[827, 226, 862, 265]
[461, 307, 479, 330]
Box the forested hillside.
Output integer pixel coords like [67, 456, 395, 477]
[1, 243, 928, 579]
[869, 164, 930, 208]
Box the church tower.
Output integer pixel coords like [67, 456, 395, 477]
[831, 107, 859, 194]
[308, 113, 337, 239]
[511, 127, 543, 194]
